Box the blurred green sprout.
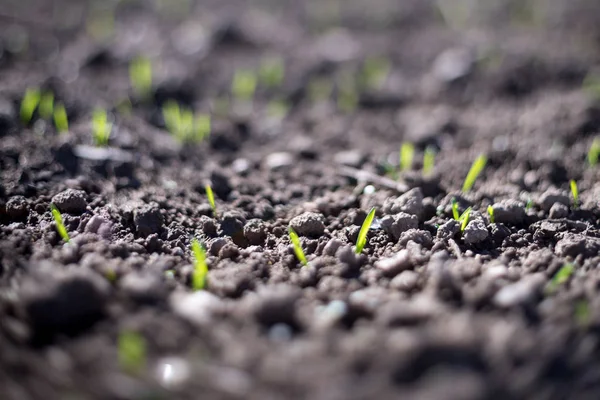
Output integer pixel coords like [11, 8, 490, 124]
[588, 138, 600, 167]
[20, 88, 41, 124]
[487, 205, 495, 224]
[205, 184, 217, 217]
[191, 238, 208, 290]
[92, 109, 112, 146]
[570, 179, 579, 208]
[360, 56, 390, 90]
[53, 103, 69, 133]
[462, 154, 487, 193]
[400, 142, 415, 172]
[118, 331, 146, 375]
[39, 91, 55, 120]
[232, 69, 257, 101]
[129, 56, 153, 99]
[259, 57, 285, 88]
[288, 227, 308, 266]
[422, 147, 436, 175]
[547, 263, 575, 293]
[162, 100, 210, 143]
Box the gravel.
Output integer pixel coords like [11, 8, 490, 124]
[51, 189, 87, 214]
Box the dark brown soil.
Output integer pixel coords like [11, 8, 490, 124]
[3, 1, 600, 399]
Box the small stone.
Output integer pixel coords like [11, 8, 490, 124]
[381, 213, 419, 241]
[493, 275, 544, 308]
[51, 189, 87, 214]
[555, 234, 587, 258]
[539, 188, 570, 212]
[323, 238, 343, 256]
[84, 215, 109, 234]
[264, 152, 293, 170]
[390, 270, 419, 291]
[382, 188, 424, 218]
[399, 229, 433, 248]
[289, 212, 325, 238]
[463, 220, 488, 244]
[243, 219, 267, 245]
[120, 272, 166, 304]
[549, 203, 569, 219]
[170, 291, 223, 326]
[133, 203, 163, 237]
[218, 211, 246, 238]
[432, 47, 474, 82]
[6, 196, 29, 220]
[436, 219, 460, 240]
[336, 245, 361, 269]
[491, 200, 526, 225]
[334, 150, 363, 167]
[375, 249, 412, 277]
[252, 284, 300, 327]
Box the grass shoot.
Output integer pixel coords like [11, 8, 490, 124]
[205, 184, 217, 217]
[232, 69, 257, 101]
[588, 138, 600, 167]
[462, 154, 487, 193]
[118, 330, 146, 375]
[53, 103, 69, 133]
[20, 88, 41, 124]
[308, 77, 333, 103]
[162, 100, 210, 142]
[50, 204, 70, 243]
[355, 207, 376, 254]
[288, 227, 308, 266]
[259, 57, 285, 88]
[570, 179, 579, 208]
[400, 142, 415, 172]
[451, 198, 460, 221]
[39, 91, 55, 120]
[487, 205, 495, 224]
[92, 109, 112, 146]
[547, 263, 575, 293]
[422, 146, 436, 175]
[360, 56, 390, 90]
[526, 198, 533, 210]
[191, 238, 208, 290]
[460, 207, 472, 232]
[129, 56, 153, 99]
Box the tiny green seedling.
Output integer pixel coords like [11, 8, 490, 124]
[588, 138, 600, 167]
[129, 56, 153, 99]
[191, 238, 208, 290]
[20, 88, 41, 124]
[39, 91, 54, 120]
[526, 198, 533, 210]
[232, 69, 257, 101]
[547, 263, 575, 293]
[92, 109, 112, 146]
[267, 99, 289, 119]
[360, 56, 390, 90]
[570, 179, 579, 208]
[194, 114, 211, 142]
[118, 330, 146, 375]
[422, 147, 436, 175]
[487, 205, 495, 224]
[288, 227, 308, 266]
[50, 204, 70, 243]
[400, 142, 415, 172]
[462, 154, 487, 193]
[356, 207, 376, 254]
[259, 57, 285, 88]
[53, 103, 69, 133]
[460, 207, 471, 232]
[308, 77, 333, 103]
[205, 184, 217, 217]
[451, 198, 460, 221]
[162, 100, 210, 142]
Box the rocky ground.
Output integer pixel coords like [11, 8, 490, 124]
[2, 0, 600, 399]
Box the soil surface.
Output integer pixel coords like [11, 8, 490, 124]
[3, 1, 600, 399]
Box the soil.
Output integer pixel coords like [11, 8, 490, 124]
[2, 1, 600, 399]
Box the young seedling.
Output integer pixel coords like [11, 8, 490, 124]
[162, 100, 211, 143]
[400, 142, 415, 172]
[359, 56, 390, 90]
[451, 198, 460, 221]
[288, 227, 308, 266]
[547, 263, 575, 293]
[487, 205, 495, 224]
[50, 204, 70, 243]
[462, 154, 487, 193]
[191, 238, 208, 290]
[205, 184, 217, 217]
[355, 207, 376, 254]
[259, 57, 285, 88]
[308, 77, 333, 104]
[232, 69, 257, 102]
[53, 103, 69, 133]
[460, 207, 472, 232]
[39, 91, 55, 120]
[570, 179, 579, 208]
[194, 114, 211, 142]
[588, 138, 600, 167]
[526, 198, 533, 211]
[20, 88, 41, 124]
[422, 147, 436, 175]
[92, 109, 112, 146]
[129, 56, 153, 99]
[118, 330, 146, 375]
[337, 71, 358, 113]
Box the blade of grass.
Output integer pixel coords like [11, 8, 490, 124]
[50, 204, 70, 243]
[570, 179, 579, 208]
[422, 146, 436, 175]
[451, 198, 459, 221]
[118, 331, 146, 375]
[191, 238, 208, 290]
[487, 205, 495, 224]
[356, 207, 376, 254]
[400, 142, 415, 172]
[39, 91, 54, 120]
[205, 184, 217, 217]
[459, 207, 471, 232]
[588, 138, 600, 167]
[53, 103, 69, 133]
[288, 227, 308, 266]
[20, 88, 41, 124]
[462, 154, 487, 193]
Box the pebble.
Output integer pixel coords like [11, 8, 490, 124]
[243, 219, 268, 245]
[133, 203, 163, 237]
[5, 196, 29, 220]
[252, 284, 301, 326]
[120, 272, 166, 304]
[375, 249, 412, 277]
[264, 152, 293, 170]
[538, 188, 570, 211]
[493, 275, 544, 308]
[390, 270, 420, 291]
[170, 290, 223, 326]
[436, 219, 460, 240]
[289, 212, 325, 238]
[218, 211, 246, 238]
[491, 200, 526, 225]
[382, 187, 424, 218]
[463, 219, 489, 244]
[549, 202, 569, 219]
[381, 212, 419, 241]
[432, 47, 474, 82]
[51, 189, 87, 214]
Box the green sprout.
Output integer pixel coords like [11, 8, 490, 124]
[20, 88, 41, 124]
[53, 103, 69, 133]
[267, 99, 289, 119]
[337, 71, 358, 113]
[547, 263, 575, 293]
[575, 300, 590, 326]
[191, 238, 208, 290]
[570, 179, 579, 208]
[526, 198, 533, 210]
[39, 91, 55, 120]
[588, 138, 600, 167]
[194, 114, 211, 142]
[92, 109, 112, 146]
[50, 204, 70, 243]
[451, 198, 460, 221]
[288, 227, 308, 266]
[162, 100, 210, 142]
[462, 154, 487, 193]
[129, 56, 153, 99]
[422, 147, 436, 175]
[355, 207, 376, 254]
[359, 56, 390, 90]
[118, 331, 146, 375]
[487, 205, 495, 224]
[308, 77, 333, 103]
[205, 184, 217, 217]
[259, 57, 285, 88]
[232, 69, 257, 101]
[400, 142, 415, 172]
[460, 207, 471, 232]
